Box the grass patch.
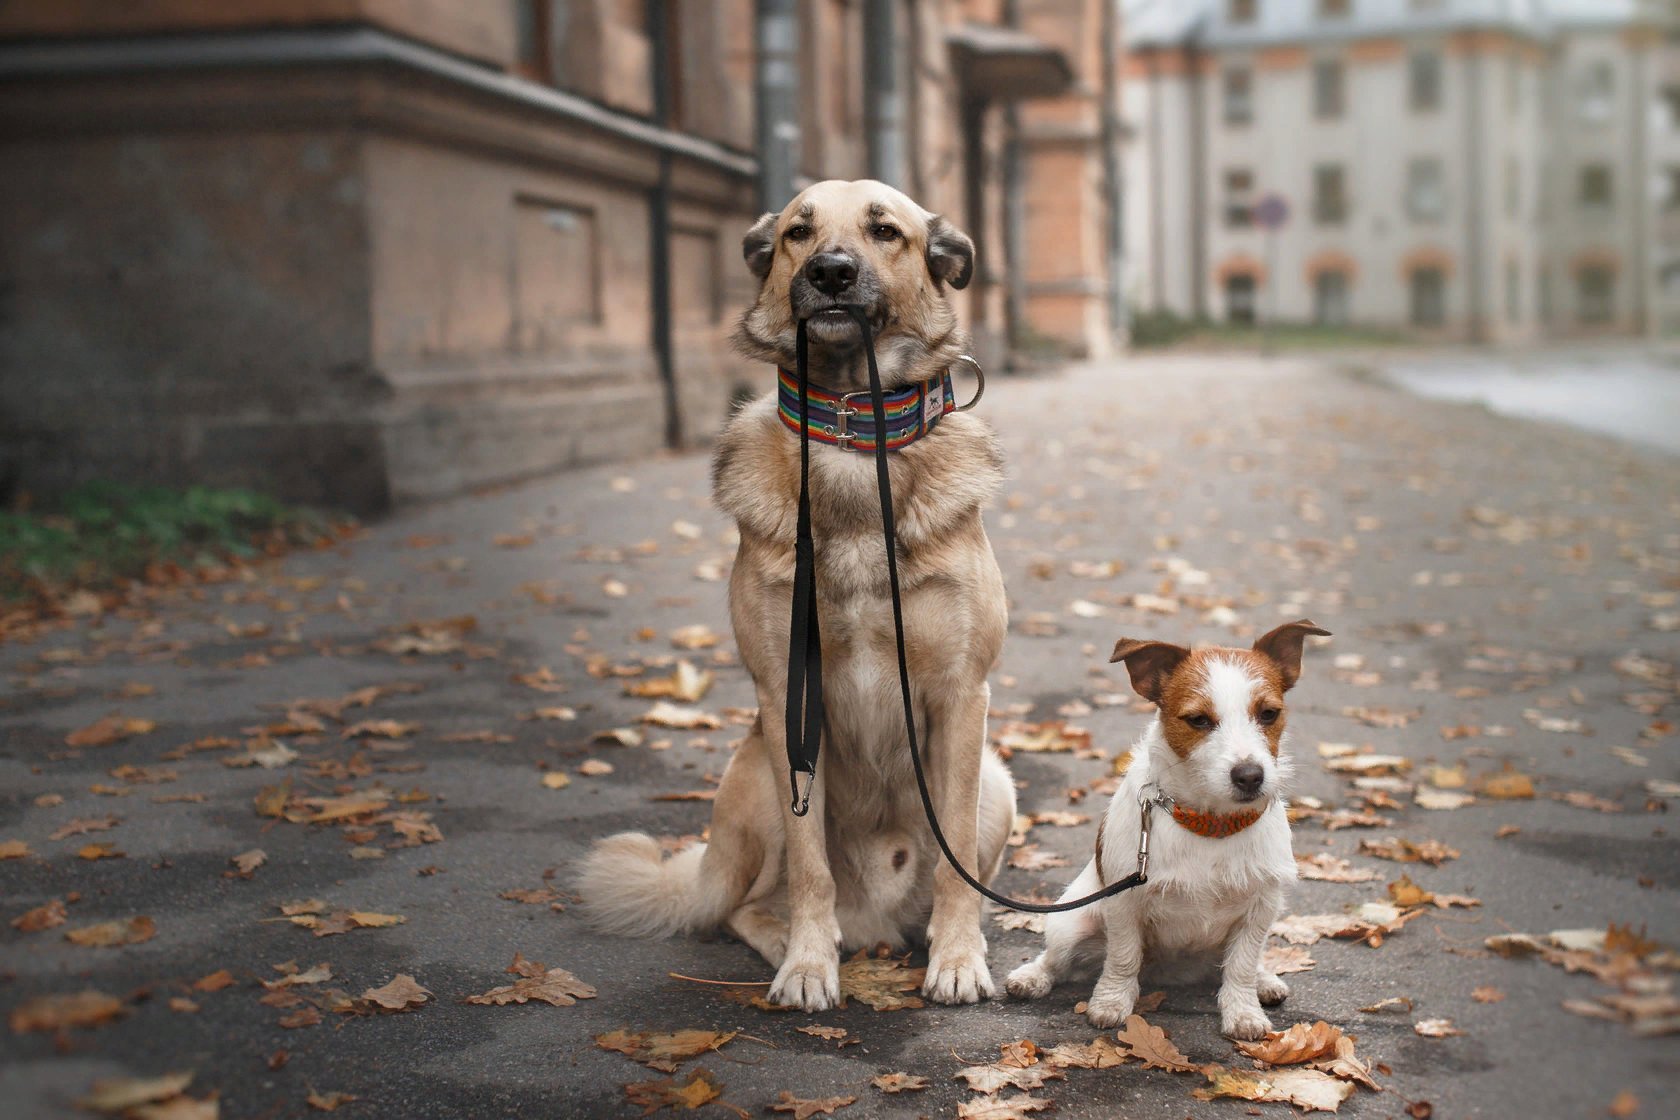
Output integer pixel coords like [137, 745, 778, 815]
[0, 482, 349, 605]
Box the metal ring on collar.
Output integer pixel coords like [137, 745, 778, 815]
[952, 354, 985, 412]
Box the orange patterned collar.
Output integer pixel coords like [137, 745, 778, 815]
[1168, 802, 1264, 839]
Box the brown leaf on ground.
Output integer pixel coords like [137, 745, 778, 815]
[770, 1092, 856, 1119]
[997, 1039, 1040, 1068]
[838, 952, 925, 1011]
[1008, 845, 1069, 872]
[66, 916, 156, 948]
[1235, 1020, 1346, 1065]
[193, 970, 236, 993]
[1297, 853, 1379, 883]
[1312, 1035, 1382, 1090]
[499, 887, 563, 906]
[1266, 946, 1318, 974]
[278, 1006, 323, 1029]
[994, 720, 1092, 756]
[871, 1073, 929, 1093]
[1413, 1018, 1462, 1038]
[625, 661, 714, 704]
[1476, 765, 1536, 800]
[78, 842, 125, 860]
[1044, 1036, 1128, 1069]
[668, 625, 720, 650]
[50, 815, 119, 841]
[342, 719, 419, 740]
[955, 1094, 1055, 1120]
[596, 1029, 737, 1072]
[1471, 986, 1505, 1003]
[1359, 837, 1459, 866]
[1609, 1090, 1640, 1118]
[953, 1065, 1064, 1094]
[1114, 1014, 1201, 1072]
[66, 716, 157, 748]
[0, 839, 31, 859]
[9, 990, 126, 1033]
[622, 1067, 724, 1113]
[639, 702, 723, 730]
[1359, 996, 1413, 1013]
[360, 974, 431, 1012]
[795, 1025, 847, 1041]
[1195, 1066, 1355, 1113]
[13, 898, 68, 932]
[230, 849, 267, 875]
[466, 954, 596, 1007]
[307, 1091, 358, 1111]
[77, 1071, 193, 1112]
[1387, 875, 1434, 908]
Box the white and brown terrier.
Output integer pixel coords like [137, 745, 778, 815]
[1005, 620, 1330, 1040]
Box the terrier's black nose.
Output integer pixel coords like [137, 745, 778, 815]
[804, 252, 858, 296]
[1231, 762, 1265, 797]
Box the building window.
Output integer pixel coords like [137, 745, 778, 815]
[1505, 260, 1521, 324]
[1314, 272, 1350, 325]
[1319, 0, 1351, 18]
[1313, 58, 1345, 118]
[1226, 275, 1258, 325]
[1579, 164, 1613, 214]
[1411, 268, 1446, 327]
[1576, 61, 1614, 123]
[1577, 267, 1614, 324]
[1224, 67, 1254, 125]
[1229, 0, 1259, 24]
[1225, 169, 1256, 228]
[1406, 158, 1446, 221]
[1409, 49, 1442, 112]
[1314, 164, 1348, 225]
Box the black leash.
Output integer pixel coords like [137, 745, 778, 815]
[784, 307, 1150, 914]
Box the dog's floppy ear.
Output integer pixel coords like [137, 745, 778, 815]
[742, 211, 778, 280]
[1252, 619, 1332, 691]
[1109, 638, 1191, 705]
[925, 215, 974, 290]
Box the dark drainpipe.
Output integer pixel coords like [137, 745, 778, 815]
[647, 0, 680, 447]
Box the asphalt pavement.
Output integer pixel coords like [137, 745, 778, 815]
[2, 351, 1677, 1119]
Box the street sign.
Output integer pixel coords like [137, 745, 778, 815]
[1252, 193, 1288, 230]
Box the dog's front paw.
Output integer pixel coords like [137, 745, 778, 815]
[1221, 1004, 1273, 1041]
[1004, 961, 1053, 1001]
[1085, 993, 1134, 1029]
[924, 945, 995, 1004]
[1257, 974, 1290, 1006]
[770, 955, 840, 1012]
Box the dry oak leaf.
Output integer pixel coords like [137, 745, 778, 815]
[360, 974, 431, 1012]
[1265, 945, 1317, 974]
[953, 1064, 1064, 1094]
[1043, 1037, 1127, 1069]
[342, 719, 419, 740]
[1476, 766, 1536, 800]
[230, 849, 267, 875]
[871, 1073, 929, 1093]
[1312, 1035, 1381, 1091]
[625, 661, 714, 704]
[1471, 986, 1505, 1003]
[1195, 1066, 1354, 1113]
[66, 715, 157, 748]
[994, 719, 1092, 755]
[13, 898, 68, 932]
[838, 952, 925, 1011]
[78, 842, 125, 861]
[0, 839, 31, 859]
[998, 1039, 1040, 1068]
[1359, 996, 1413, 1014]
[1297, 853, 1379, 883]
[499, 886, 563, 906]
[770, 1092, 856, 1119]
[639, 702, 723, 730]
[795, 1025, 848, 1040]
[1114, 1014, 1201, 1072]
[1387, 875, 1434, 908]
[1008, 845, 1069, 872]
[1235, 1020, 1346, 1066]
[9, 990, 126, 1033]
[596, 1028, 737, 1072]
[50, 815, 119, 841]
[668, 624, 720, 650]
[622, 1067, 724, 1114]
[955, 1093, 1055, 1120]
[466, 952, 596, 1007]
[1413, 1018, 1462, 1038]
[1358, 837, 1459, 866]
[78, 1071, 195, 1113]
[193, 970, 236, 993]
[307, 1091, 359, 1111]
[66, 916, 156, 948]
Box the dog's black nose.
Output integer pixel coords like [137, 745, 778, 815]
[1230, 762, 1265, 797]
[804, 252, 858, 296]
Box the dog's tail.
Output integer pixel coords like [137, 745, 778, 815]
[576, 832, 735, 939]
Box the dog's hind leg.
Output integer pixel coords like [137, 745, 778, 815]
[725, 902, 789, 969]
[976, 749, 1017, 883]
[1004, 858, 1105, 1000]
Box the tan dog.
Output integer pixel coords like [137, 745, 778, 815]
[579, 180, 1016, 1010]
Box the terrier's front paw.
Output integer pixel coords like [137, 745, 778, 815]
[1004, 962, 1053, 1001]
[770, 955, 840, 1012]
[1085, 992, 1135, 1029]
[924, 945, 995, 1004]
[1257, 974, 1290, 1006]
[1222, 1005, 1273, 1041]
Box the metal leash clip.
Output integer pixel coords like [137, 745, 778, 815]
[1134, 785, 1173, 882]
[791, 769, 815, 816]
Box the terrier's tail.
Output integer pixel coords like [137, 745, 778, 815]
[576, 832, 733, 939]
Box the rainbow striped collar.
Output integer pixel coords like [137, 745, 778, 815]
[776, 367, 955, 452]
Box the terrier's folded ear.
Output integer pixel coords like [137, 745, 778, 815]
[1109, 638, 1192, 704]
[1251, 619, 1332, 691]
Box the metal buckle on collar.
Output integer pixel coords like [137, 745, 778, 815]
[834, 390, 869, 451]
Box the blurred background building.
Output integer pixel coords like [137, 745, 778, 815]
[1124, 0, 1680, 341]
[0, 1, 1121, 514]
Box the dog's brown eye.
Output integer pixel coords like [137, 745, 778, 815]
[1258, 708, 1281, 725]
[1184, 714, 1215, 732]
[870, 224, 900, 242]
[784, 224, 813, 242]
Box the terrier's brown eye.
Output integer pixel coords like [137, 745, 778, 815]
[870, 224, 900, 242]
[1258, 708, 1281, 725]
[1185, 714, 1216, 732]
[784, 224, 813, 242]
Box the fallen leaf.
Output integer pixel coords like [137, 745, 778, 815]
[1609, 1090, 1641, 1118]
[1114, 1014, 1201, 1072]
[1413, 1018, 1462, 1038]
[1195, 1066, 1354, 1113]
[795, 1025, 847, 1041]
[1235, 1020, 1345, 1065]
[1471, 986, 1505, 1003]
[998, 1039, 1040, 1068]
[1043, 1037, 1128, 1069]
[639, 702, 722, 730]
[994, 720, 1092, 755]
[1387, 874, 1435, 908]
[1476, 765, 1536, 800]
[955, 1094, 1055, 1119]
[66, 716, 157, 748]
[1265, 945, 1317, 974]
[230, 849, 267, 875]
[9, 990, 126, 1032]
[78, 1071, 193, 1112]
[307, 1090, 359, 1111]
[625, 661, 714, 704]
[1324, 754, 1412, 776]
[1414, 786, 1475, 810]
[871, 1073, 929, 1093]
[193, 970, 236, 993]
[0, 840, 31, 859]
[596, 1028, 737, 1072]
[168, 997, 199, 1014]
[342, 720, 417, 740]
[12, 898, 68, 932]
[1296, 853, 1379, 883]
[1008, 844, 1069, 872]
[578, 759, 614, 777]
[360, 974, 431, 1012]
[66, 916, 156, 948]
[499, 886, 563, 906]
[466, 953, 596, 1007]
[770, 1092, 856, 1119]
[594, 727, 644, 747]
[49, 815, 119, 841]
[1359, 996, 1413, 1013]
[622, 1067, 723, 1113]
[668, 625, 719, 650]
[542, 771, 573, 790]
[279, 1006, 323, 1029]
[953, 1065, 1063, 1093]
[838, 952, 925, 1011]
[1359, 837, 1459, 866]
[78, 842, 125, 861]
